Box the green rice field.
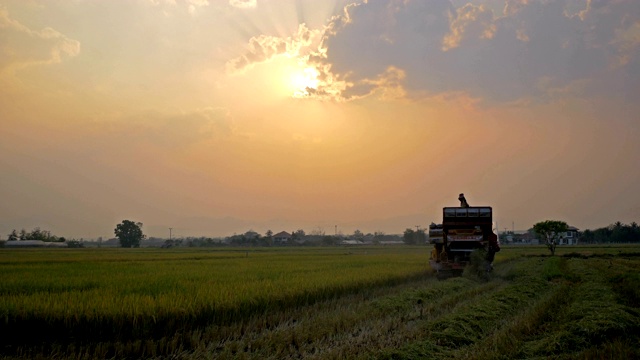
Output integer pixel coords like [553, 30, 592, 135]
[1, 245, 639, 359]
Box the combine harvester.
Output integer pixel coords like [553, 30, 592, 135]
[429, 194, 500, 279]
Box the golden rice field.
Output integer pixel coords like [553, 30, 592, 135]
[1, 245, 639, 359]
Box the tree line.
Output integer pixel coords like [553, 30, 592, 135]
[7, 227, 66, 242]
[5, 227, 84, 248]
[4, 222, 406, 248]
[579, 221, 640, 244]
[8, 219, 637, 249]
[531, 220, 640, 256]
[402, 228, 427, 245]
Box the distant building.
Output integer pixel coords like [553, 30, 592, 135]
[273, 231, 292, 244]
[4, 240, 67, 248]
[378, 240, 405, 245]
[559, 226, 580, 245]
[341, 239, 364, 245]
[531, 225, 580, 245]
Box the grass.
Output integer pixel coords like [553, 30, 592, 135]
[1, 245, 639, 359]
[0, 247, 428, 349]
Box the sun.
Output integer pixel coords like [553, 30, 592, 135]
[289, 66, 319, 98]
[256, 57, 321, 99]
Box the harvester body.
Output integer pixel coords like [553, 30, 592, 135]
[429, 205, 498, 276]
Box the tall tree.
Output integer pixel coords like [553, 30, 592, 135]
[403, 228, 416, 245]
[114, 220, 145, 248]
[9, 228, 58, 241]
[404, 228, 426, 244]
[533, 220, 568, 256]
[264, 230, 273, 246]
[7, 230, 18, 241]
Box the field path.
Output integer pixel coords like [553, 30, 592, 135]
[178, 254, 640, 360]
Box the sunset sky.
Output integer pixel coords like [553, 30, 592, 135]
[1, 0, 639, 239]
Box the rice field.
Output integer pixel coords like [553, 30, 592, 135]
[1, 245, 639, 359]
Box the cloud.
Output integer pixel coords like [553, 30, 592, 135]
[297, 50, 352, 101]
[0, 6, 80, 75]
[301, 0, 455, 101]
[363, 66, 408, 100]
[303, 0, 640, 104]
[146, 0, 210, 15]
[225, 23, 320, 73]
[442, 3, 496, 51]
[187, 0, 210, 15]
[229, 0, 257, 9]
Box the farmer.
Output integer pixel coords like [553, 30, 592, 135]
[458, 193, 470, 208]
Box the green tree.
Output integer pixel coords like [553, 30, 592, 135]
[403, 228, 416, 244]
[7, 230, 18, 241]
[290, 229, 305, 245]
[114, 220, 145, 248]
[533, 220, 568, 256]
[66, 239, 84, 248]
[9, 227, 59, 241]
[292, 229, 305, 239]
[264, 230, 273, 246]
[403, 228, 426, 245]
[322, 235, 338, 246]
[373, 231, 385, 245]
[27, 227, 50, 241]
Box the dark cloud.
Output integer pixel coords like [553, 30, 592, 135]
[320, 0, 454, 99]
[315, 0, 640, 103]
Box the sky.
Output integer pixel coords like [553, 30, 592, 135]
[1, 0, 639, 239]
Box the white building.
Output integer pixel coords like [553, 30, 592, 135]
[4, 240, 68, 248]
[559, 226, 580, 245]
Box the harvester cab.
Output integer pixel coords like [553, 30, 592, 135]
[429, 194, 499, 277]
